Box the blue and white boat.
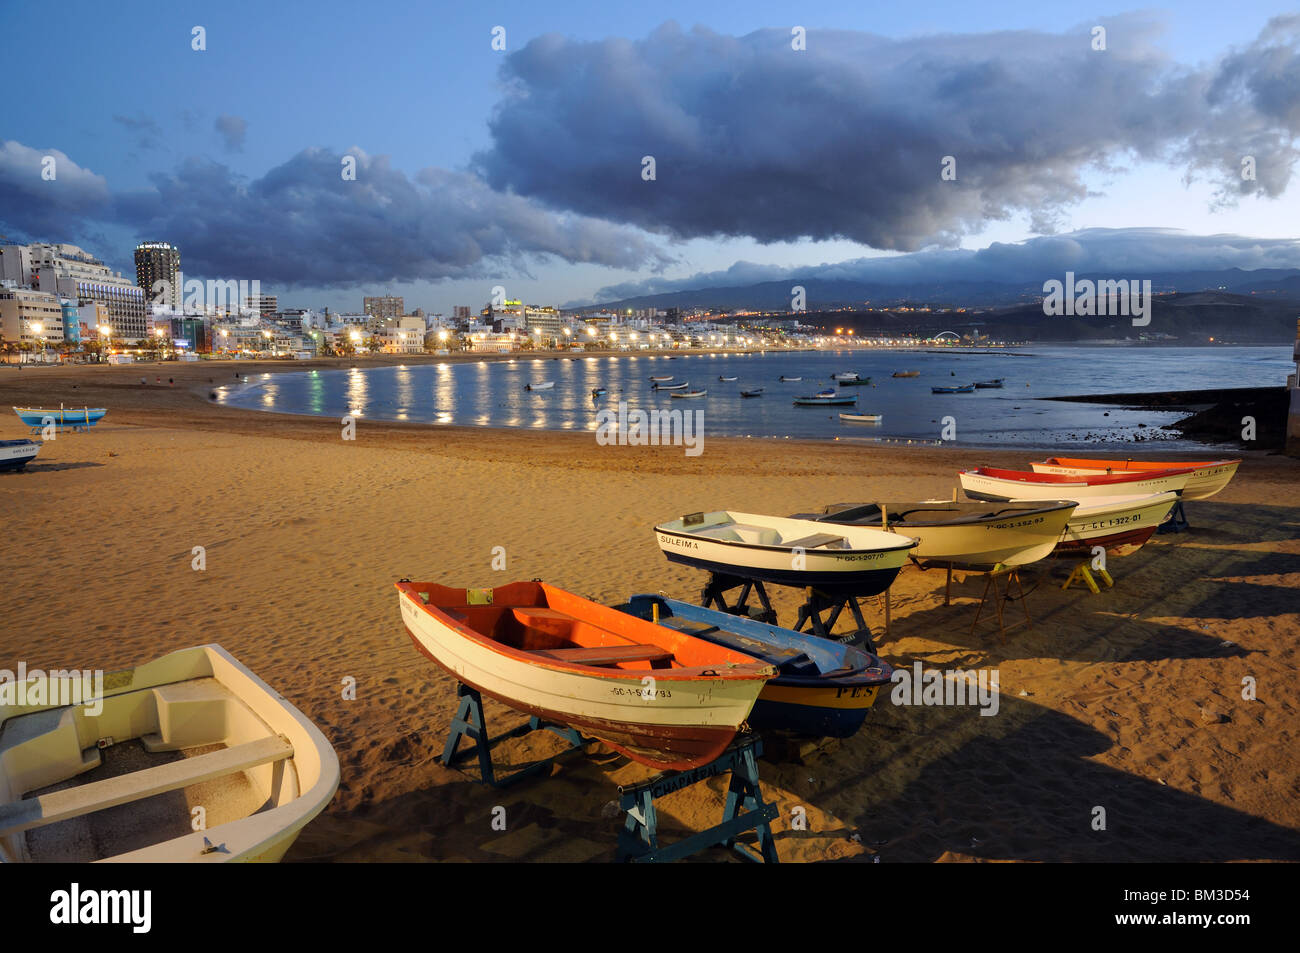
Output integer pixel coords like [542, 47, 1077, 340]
[13, 406, 107, 431]
[0, 439, 41, 471]
[930, 384, 975, 394]
[615, 595, 893, 738]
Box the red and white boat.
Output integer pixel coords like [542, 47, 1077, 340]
[1029, 457, 1240, 501]
[1037, 491, 1180, 557]
[960, 466, 1192, 502]
[396, 580, 774, 771]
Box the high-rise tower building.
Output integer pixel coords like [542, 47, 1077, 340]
[134, 242, 181, 305]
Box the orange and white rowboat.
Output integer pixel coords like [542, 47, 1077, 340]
[396, 580, 775, 771]
[1029, 457, 1240, 501]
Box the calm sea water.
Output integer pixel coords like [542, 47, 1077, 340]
[217, 346, 1292, 450]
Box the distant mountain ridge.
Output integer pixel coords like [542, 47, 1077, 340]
[594, 268, 1300, 313]
[792, 291, 1298, 344]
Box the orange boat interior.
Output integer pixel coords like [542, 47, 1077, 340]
[400, 580, 761, 673]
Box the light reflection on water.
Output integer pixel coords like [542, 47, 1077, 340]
[217, 346, 1291, 450]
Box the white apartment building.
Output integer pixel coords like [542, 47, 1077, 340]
[0, 288, 65, 358]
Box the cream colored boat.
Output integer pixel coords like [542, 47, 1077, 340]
[796, 499, 1078, 571]
[1023, 491, 1180, 557]
[0, 645, 339, 863]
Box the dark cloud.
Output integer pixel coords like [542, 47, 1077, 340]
[477, 16, 1300, 251]
[107, 148, 670, 286]
[214, 114, 248, 152]
[586, 228, 1300, 303]
[0, 141, 111, 241]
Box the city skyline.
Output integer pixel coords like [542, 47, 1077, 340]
[1, 1, 1298, 317]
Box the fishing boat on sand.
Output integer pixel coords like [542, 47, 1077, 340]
[1041, 492, 1179, 557]
[14, 406, 107, 431]
[797, 499, 1077, 571]
[524, 381, 554, 391]
[960, 466, 1192, 502]
[839, 413, 882, 423]
[671, 389, 707, 398]
[741, 388, 764, 398]
[1030, 457, 1240, 501]
[794, 394, 856, 406]
[615, 595, 892, 738]
[0, 644, 339, 863]
[395, 580, 774, 770]
[931, 384, 975, 394]
[0, 439, 41, 471]
[652, 381, 689, 391]
[654, 510, 917, 595]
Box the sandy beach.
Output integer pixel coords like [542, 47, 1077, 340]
[2, 357, 1298, 862]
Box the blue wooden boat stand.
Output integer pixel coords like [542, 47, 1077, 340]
[616, 735, 779, 863]
[1157, 500, 1190, 534]
[792, 586, 879, 651]
[699, 571, 880, 650]
[700, 572, 778, 624]
[441, 683, 586, 788]
[440, 684, 780, 863]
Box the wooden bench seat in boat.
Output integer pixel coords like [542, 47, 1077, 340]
[530, 644, 674, 666]
[696, 524, 781, 545]
[781, 532, 848, 550]
[0, 734, 293, 837]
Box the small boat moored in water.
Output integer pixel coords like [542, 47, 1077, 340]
[615, 595, 893, 738]
[0, 644, 340, 862]
[1030, 457, 1241, 501]
[524, 381, 554, 391]
[591, 387, 608, 397]
[779, 376, 802, 382]
[838, 413, 882, 423]
[892, 370, 920, 378]
[974, 379, 1005, 388]
[794, 394, 857, 406]
[830, 373, 862, 381]
[671, 389, 708, 398]
[654, 510, 917, 595]
[14, 406, 107, 431]
[960, 466, 1193, 502]
[718, 376, 738, 381]
[652, 381, 690, 391]
[396, 580, 775, 770]
[648, 376, 674, 382]
[838, 377, 873, 387]
[931, 384, 975, 394]
[741, 388, 764, 398]
[0, 439, 41, 471]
